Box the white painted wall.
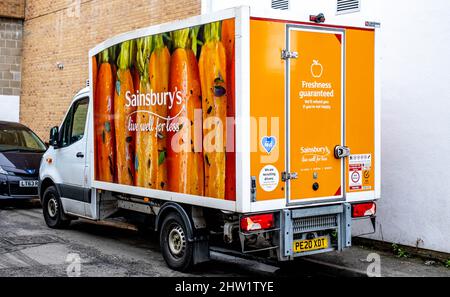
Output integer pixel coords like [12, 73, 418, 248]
[367, 0, 450, 253]
[203, 0, 450, 253]
[0, 95, 20, 122]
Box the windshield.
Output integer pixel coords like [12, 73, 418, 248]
[0, 126, 46, 152]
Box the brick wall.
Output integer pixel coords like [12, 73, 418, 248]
[0, 17, 22, 96]
[20, 0, 201, 140]
[0, 0, 25, 19]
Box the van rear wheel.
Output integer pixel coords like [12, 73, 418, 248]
[160, 212, 194, 272]
[42, 186, 70, 228]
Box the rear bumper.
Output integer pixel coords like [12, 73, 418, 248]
[237, 203, 354, 261]
[279, 203, 352, 261]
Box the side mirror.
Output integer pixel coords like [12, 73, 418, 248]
[49, 126, 59, 148]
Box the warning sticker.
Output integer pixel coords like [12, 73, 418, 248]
[348, 154, 372, 191]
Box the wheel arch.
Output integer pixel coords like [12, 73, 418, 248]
[155, 202, 194, 241]
[39, 177, 57, 203]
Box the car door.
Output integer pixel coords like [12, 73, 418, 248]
[54, 97, 89, 215]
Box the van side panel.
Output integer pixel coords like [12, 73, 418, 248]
[345, 29, 375, 194]
[249, 19, 286, 201]
[91, 18, 238, 204]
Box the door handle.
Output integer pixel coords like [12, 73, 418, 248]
[76, 152, 84, 158]
[281, 49, 299, 60]
[282, 171, 298, 182]
[334, 146, 350, 159]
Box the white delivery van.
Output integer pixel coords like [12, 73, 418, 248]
[39, 6, 379, 271]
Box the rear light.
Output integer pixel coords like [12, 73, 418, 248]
[352, 202, 376, 218]
[240, 213, 274, 232]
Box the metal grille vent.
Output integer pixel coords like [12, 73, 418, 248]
[271, 0, 289, 10]
[293, 215, 338, 233]
[337, 0, 361, 15]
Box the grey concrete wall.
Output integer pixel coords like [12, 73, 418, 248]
[0, 17, 22, 96]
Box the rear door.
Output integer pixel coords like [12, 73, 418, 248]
[285, 25, 345, 204]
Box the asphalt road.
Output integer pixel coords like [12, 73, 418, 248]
[0, 200, 362, 277]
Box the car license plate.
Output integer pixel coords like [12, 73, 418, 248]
[293, 236, 329, 253]
[19, 180, 38, 187]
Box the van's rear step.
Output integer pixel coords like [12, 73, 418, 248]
[209, 247, 280, 275]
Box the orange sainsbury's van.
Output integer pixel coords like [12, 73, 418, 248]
[38, 6, 379, 271]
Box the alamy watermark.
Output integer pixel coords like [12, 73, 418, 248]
[366, 252, 381, 277]
[66, 253, 81, 277]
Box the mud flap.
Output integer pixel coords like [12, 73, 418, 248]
[193, 237, 210, 264]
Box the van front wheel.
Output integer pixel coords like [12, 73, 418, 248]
[160, 212, 194, 272]
[42, 186, 70, 229]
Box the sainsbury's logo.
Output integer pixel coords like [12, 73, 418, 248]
[300, 146, 330, 155]
[125, 88, 183, 110]
[300, 146, 330, 163]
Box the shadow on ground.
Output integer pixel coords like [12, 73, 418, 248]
[0, 199, 41, 210]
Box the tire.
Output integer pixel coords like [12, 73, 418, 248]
[42, 186, 71, 229]
[159, 212, 194, 272]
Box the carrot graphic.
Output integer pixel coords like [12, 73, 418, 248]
[132, 68, 139, 96]
[92, 56, 98, 99]
[114, 40, 136, 185]
[222, 19, 236, 201]
[92, 54, 98, 180]
[135, 37, 158, 188]
[167, 28, 204, 195]
[149, 34, 170, 190]
[199, 22, 227, 199]
[94, 49, 115, 182]
[109, 45, 119, 87]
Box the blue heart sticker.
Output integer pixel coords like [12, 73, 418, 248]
[261, 136, 276, 154]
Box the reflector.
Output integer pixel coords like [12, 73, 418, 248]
[240, 213, 274, 231]
[352, 202, 376, 218]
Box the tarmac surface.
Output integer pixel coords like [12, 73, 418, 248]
[0, 200, 448, 277]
